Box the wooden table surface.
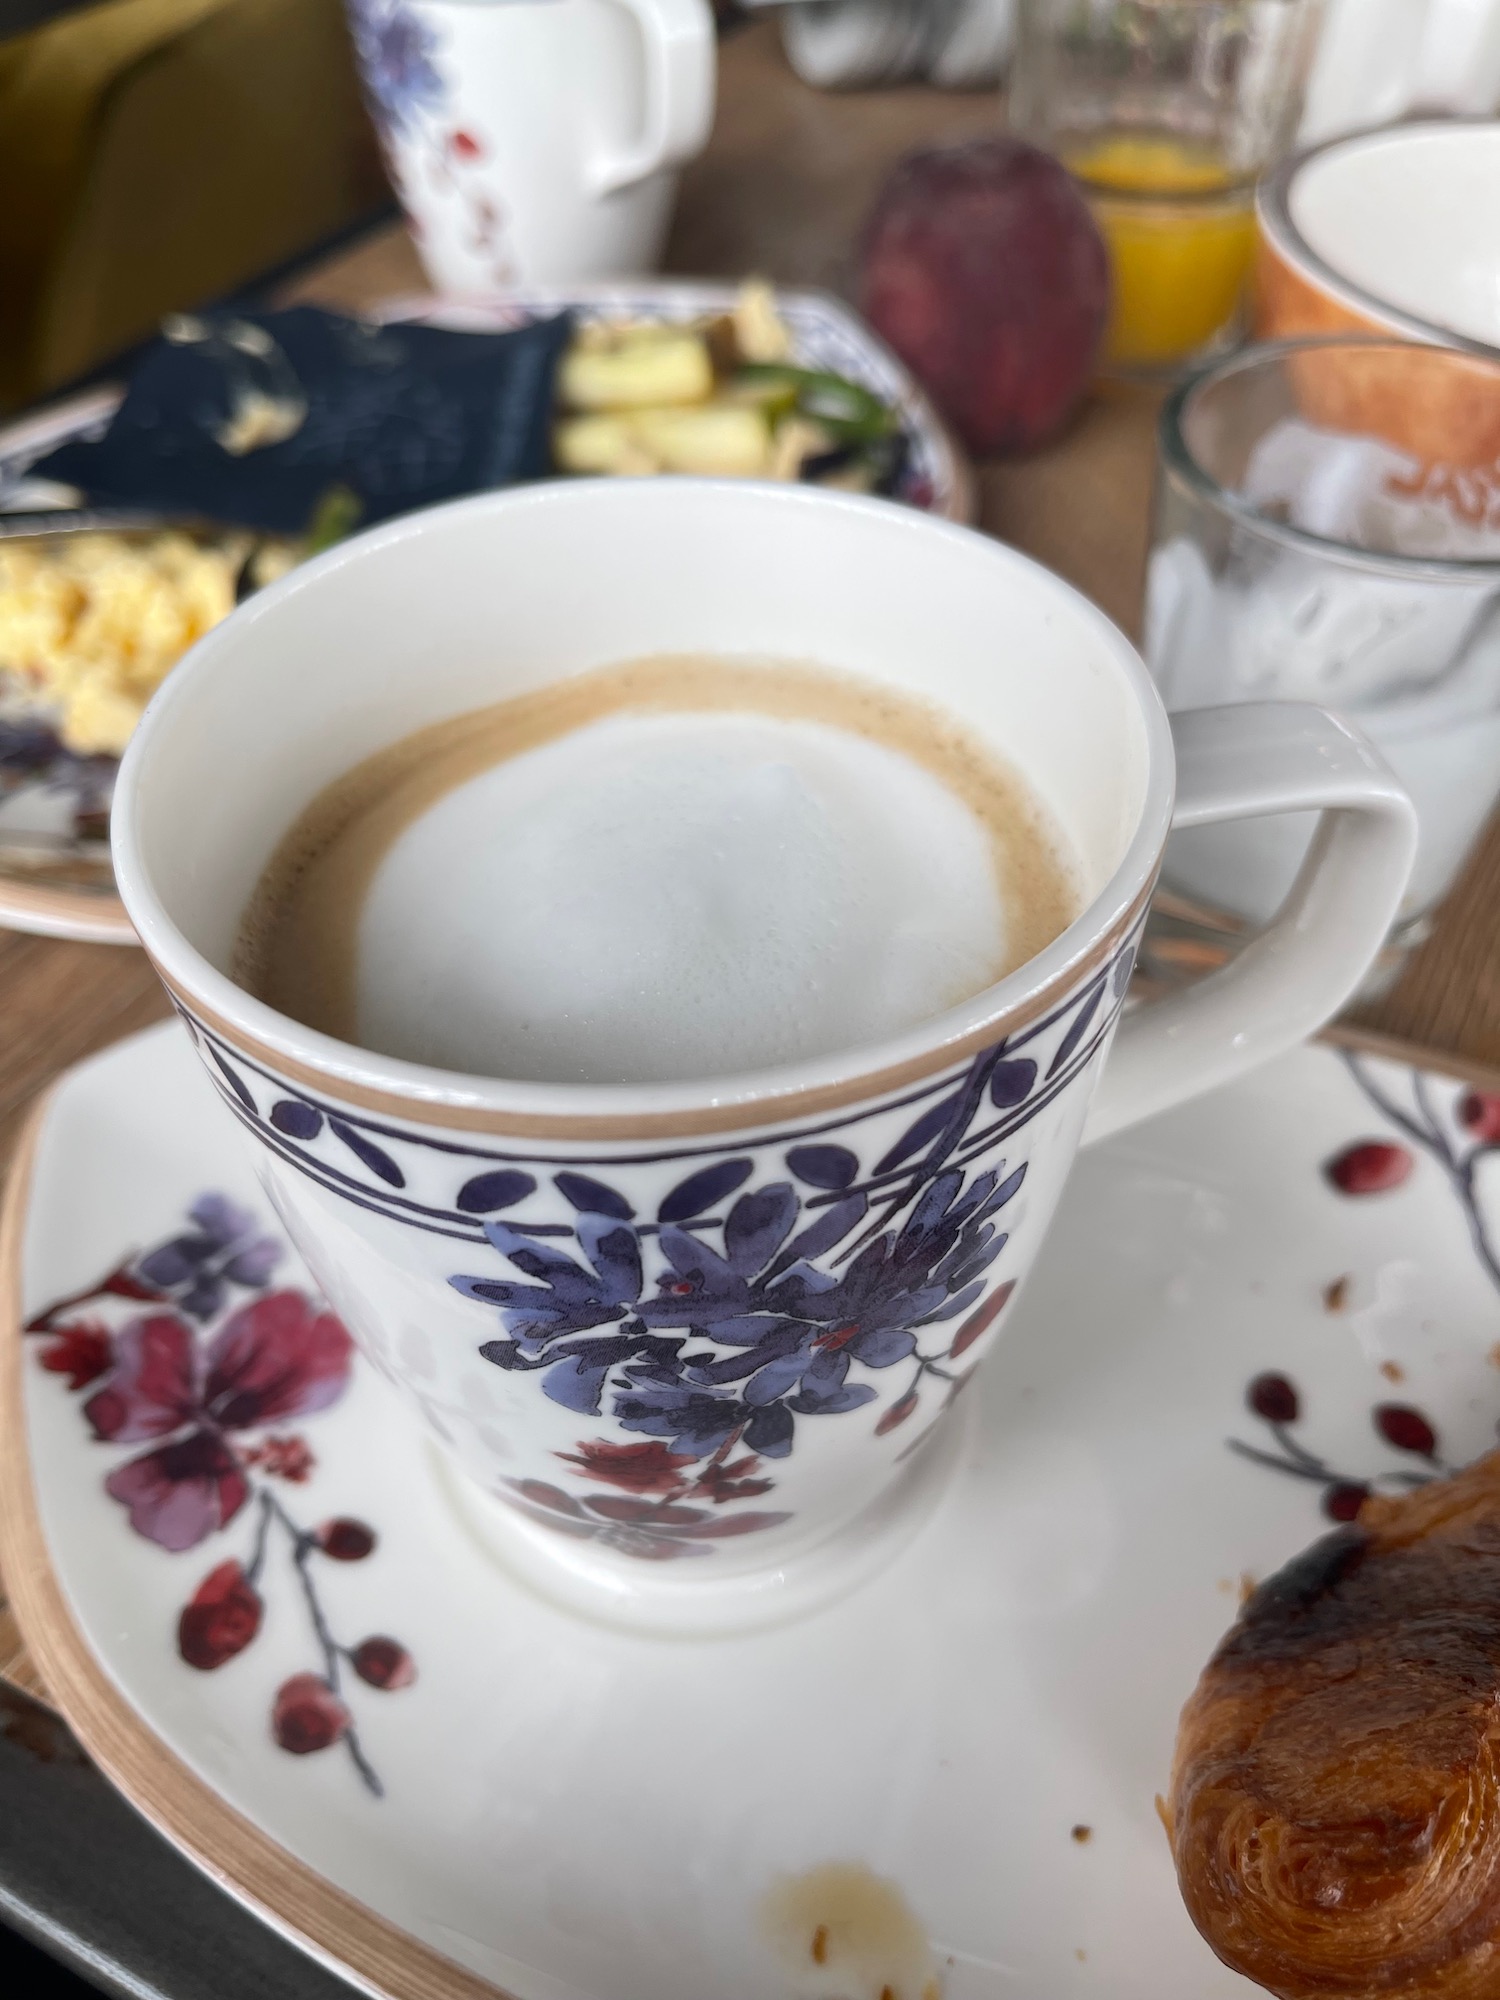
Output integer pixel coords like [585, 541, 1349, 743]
[3, 14, 1500, 1694]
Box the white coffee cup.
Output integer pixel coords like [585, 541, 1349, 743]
[346, 0, 717, 291]
[112, 481, 1415, 1632]
[1300, 0, 1500, 144]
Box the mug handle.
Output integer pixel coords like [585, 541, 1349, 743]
[1083, 702, 1418, 1144]
[589, 0, 718, 196]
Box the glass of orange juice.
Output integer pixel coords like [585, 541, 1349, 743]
[1009, 0, 1324, 373]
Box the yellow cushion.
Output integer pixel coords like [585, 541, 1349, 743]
[0, 0, 385, 409]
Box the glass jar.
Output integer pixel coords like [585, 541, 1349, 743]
[1009, 0, 1324, 371]
[1145, 335, 1500, 991]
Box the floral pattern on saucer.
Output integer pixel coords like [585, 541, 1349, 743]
[25, 1193, 414, 1795]
[22, 1024, 1500, 1998]
[1231, 1055, 1500, 1524]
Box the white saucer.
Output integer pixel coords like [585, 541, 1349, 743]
[6, 1019, 1500, 2000]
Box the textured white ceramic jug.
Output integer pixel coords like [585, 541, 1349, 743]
[347, 0, 716, 290]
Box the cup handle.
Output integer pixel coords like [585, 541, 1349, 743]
[1083, 702, 1418, 1144]
[589, 0, 717, 196]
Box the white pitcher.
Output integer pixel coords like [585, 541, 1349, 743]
[347, 0, 717, 291]
[1301, 0, 1500, 143]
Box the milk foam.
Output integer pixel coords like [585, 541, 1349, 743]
[354, 711, 1012, 1083]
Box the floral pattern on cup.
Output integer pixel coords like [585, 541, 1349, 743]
[344, 0, 508, 279]
[453, 1121, 1027, 1496]
[26, 1194, 414, 1796]
[345, 0, 445, 138]
[175, 933, 1138, 1559]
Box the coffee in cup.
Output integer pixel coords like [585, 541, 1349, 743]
[233, 654, 1081, 1085]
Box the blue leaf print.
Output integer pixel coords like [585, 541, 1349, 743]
[744, 1402, 795, 1458]
[723, 1184, 798, 1274]
[989, 1163, 1027, 1212]
[576, 1214, 644, 1309]
[875, 1092, 961, 1175]
[329, 1119, 405, 1188]
[554, 1172, 633, 1220]
[773, 1194, 867, 1267]
[745, 1347, 818, 1406]
[271, 1099, 323, 1139]
[209, 1047, 257, 1114]
[786, 1144, 859, 1189]
[659, 1158, 755, 1223]
[1046, 976, 1106, 1080]
[456, 1169, 537, 1215]
[989, 1059, 1037, 1109]
[908, 1169, 965, 1238]
[847, 1322, 917, 1367]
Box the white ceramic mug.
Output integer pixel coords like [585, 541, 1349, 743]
[111, 482, 1415, 1631]
[1300, 0, 1500, 144]
[776, 0, 1015, 90]
[346, 0, 717, 291]
[1256, 120, 1500, 362]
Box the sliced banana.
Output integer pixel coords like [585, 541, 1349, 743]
[559, 330, 714, 412]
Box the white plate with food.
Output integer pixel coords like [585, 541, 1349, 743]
[0, 282, 969, 946]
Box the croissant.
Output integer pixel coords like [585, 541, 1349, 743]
[1168, 1448, 1500, 1999]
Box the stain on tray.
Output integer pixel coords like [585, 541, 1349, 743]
[762, 1861, 940, 1999]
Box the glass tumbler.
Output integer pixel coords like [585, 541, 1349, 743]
[1145, 336, 1500, 988]
[1008, 0, 1323, 372]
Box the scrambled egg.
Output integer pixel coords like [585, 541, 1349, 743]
[0, 530, 251, 756]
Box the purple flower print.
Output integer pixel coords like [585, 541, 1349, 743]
[440, 963, 1134, 1560]
[346, 0, 446, 137]
[457, 1212, 644, 1345]
[453, 1151, 1023, 1468]
[28, 1196, 412, 1796]
[605, 1164, 1019, 1460]
[104, 1425, 251, 1554]
[85, 1292, 352, 1550]
[135, 1192, 281, 1322]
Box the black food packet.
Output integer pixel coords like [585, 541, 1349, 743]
[35, 306, 574, 536]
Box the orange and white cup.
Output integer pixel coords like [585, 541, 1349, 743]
[1255, 119, 1500, 465]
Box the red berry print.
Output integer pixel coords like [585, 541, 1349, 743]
[317, 1517, 376, 1561]
[244, 1434, 315, 1482]
[450, 128, 483, 160]
[1460, 1091, 1500, 1144]
[178, 1560, 263, 1670]
[1324, 1141, 1413, 1196]
[949, 1279, 1015, 1359]
[1248, 1373, 1299, 1424]
[556, 1439, 694, 1495]
[875, 1390, 919, 1436]
[350, 1637, 416, 1691]
[1324, 1482, 1370, 1523]
[38, 1321, 113, 1390]
[272, 1674, 350, 1754]
[1375, 1404, 1437, 1456]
